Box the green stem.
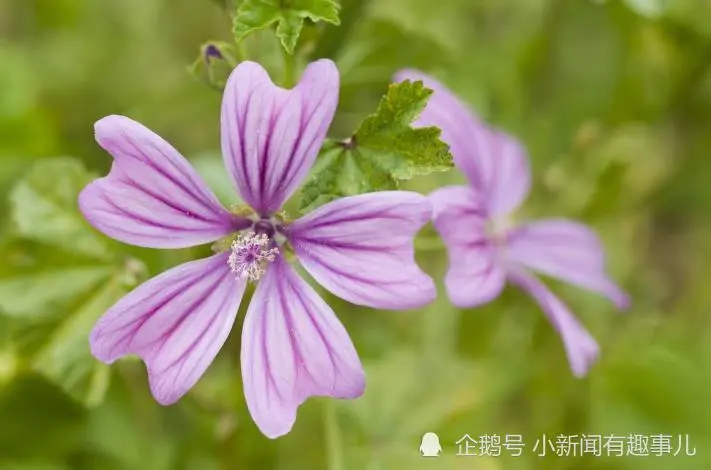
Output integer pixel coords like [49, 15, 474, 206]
[237, 41, 249, 62]
[366, 456, 383, 470]
[523, 0, 567, 118]
[283, 48, 297, 88]
[324, 400, 345, 470]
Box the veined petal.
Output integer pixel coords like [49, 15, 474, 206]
[288, 191, 435, 310]
[90, 254, 246, 405]
[505, 219, 630, 310]
[394, 70, 531, 217]
[241, 256, 364, 439]
[508, 269, 600, 377]
[221, 60, 339, 216]
[430, 185, 506, 307]
[80, 116, 245, 249]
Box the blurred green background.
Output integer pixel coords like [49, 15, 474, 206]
[2, 0, 711, 468]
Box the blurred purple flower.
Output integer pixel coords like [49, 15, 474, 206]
[395, 69, 630, 377]
[79, 60, 435, 438]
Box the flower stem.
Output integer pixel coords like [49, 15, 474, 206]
[282, 48, 297, 88]
[324, 400, 345, 470]
[237, 41, 249, 62]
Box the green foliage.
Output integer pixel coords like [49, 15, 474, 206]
[191, 152, 239, 206]
[187, 42, 238, 90]
[0, 267, 114, 319]
[298, 80, 453, 212]
[0, 157, 143, 407]
[0, 373, 87, 461]
[9, 158, 111, 261]
[31, 275, 128, 407]
[233, 0, 340, 54]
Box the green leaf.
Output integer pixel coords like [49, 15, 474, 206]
[0, 266, 113, 319]
[10, 157, 112, 261]
[233, 0, 340, 54]
[85, 380, 181, 470]
[0, 464, 69, 470]
[0, 373, 87, 460]
[345, 351, 483, 439]
[299, 80, 453, 212]
[623, 0, 670, 19]
[31, 271, 130, 406]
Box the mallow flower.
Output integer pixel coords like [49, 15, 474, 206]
[394, 70, 630, 376]
[79, 59, 436, 438]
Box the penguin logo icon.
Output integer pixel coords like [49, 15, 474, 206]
[419, 432, 442, 457]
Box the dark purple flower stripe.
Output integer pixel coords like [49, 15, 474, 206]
[220, 61, 338, 216]
[266, 91, 330, 212]
[106, 117, 232, 223]
[80, 116, 240, 248]
[288, 192, 435, 310]
[90, 254, 244, 404]
[241, 256, 363, 438]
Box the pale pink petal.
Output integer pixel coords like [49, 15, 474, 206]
[79, 115, 245, 249]
[429, 185, 506, 307]
[220, 60, 339, 216]
[90, 254, 246, 405]
[241, 256, 364, 439]
[394, 70, 531, 216]
[508, 269, 600, 377]
[505, 219, 630, 309]
[288, 191, 435, 310]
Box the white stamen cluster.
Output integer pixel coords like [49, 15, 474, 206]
[227, 232, 279, 282]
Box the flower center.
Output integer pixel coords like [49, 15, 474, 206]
[485, 215, 514, 247]
[227, 231, 279, 282]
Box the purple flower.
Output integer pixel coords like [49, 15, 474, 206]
[79, 60, 435, 438]
[394, 69, 630, 377]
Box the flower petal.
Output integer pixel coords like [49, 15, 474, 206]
[505, 219, 630, 309]
[394, 70, 531, 216]
[508, 269, 600, 377]
[90, 253, 246, 405]
[429, 185, 506, 307]
[241, 256, 364, 439]
[79, 115, 245, 249]
[288, 191, 435, 310]
[221, 60, 339, 216]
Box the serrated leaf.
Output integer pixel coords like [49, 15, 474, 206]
[299, 80, 453, 212]
[31, 270, 129, 406]
[10, 157, 112, 260]
[233, 0, 340, 54]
